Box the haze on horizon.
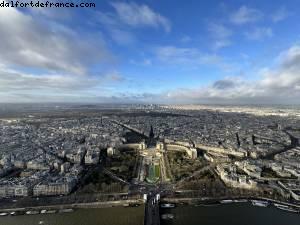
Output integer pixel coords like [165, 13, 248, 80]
[0, 0, 300, 105]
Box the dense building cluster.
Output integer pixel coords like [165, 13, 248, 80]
[0, 117, 127, 198]
[115, 109, 297, 159]
[114, 107, 300, 201]
[0, 104, 300, 204]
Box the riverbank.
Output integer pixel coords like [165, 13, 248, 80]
[0, 199, 145, 213]
[2, 195, 299, 214]
[161, 196, 300, 209]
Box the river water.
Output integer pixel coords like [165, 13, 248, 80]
[0, 206, 144, 225]
[161, 203, 300, 225]
[1, 203, 299, 225]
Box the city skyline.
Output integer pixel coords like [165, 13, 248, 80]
[1, 0, 300, 104]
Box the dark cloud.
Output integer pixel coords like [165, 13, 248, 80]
[213, 79, 236, 89]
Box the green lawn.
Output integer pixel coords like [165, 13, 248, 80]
[146, 164, 160, 183]
[155, 164, 160, 177]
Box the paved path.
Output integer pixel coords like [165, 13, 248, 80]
[175, 165, 211, 188]
[103, 168, 130, 185]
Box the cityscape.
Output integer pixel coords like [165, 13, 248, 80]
[1, 0, 300, 224]
[0, 104, 299, 225]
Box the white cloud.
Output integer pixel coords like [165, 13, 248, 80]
[155, 46, 201, 64]
[245, 27, 273, 40]
[160, 44, 300, 104]
[208, 22, 233, 50]
[110, 2, 171, 32]
[155, 46, 216, 64]
[154, 46, 232, 71]
[261, 45, 300, 89]
[0, 6, 111, 75]
[180, 35, 192, 43]
[129, 59, 152, 66]
[0, 3, 124, 103]
[0, 66, 124, 102]
[272, 6, 289, 22]
[277, 45, 300, 68]
[213, 40, 232, 50]
[29, 5, 72, 20]
[109, 28, 136, 45]
[230, 6, 263, 25]
[97, 3, 164, 46]
[208, 22, 232, 39]
[96, 11, 137, 46]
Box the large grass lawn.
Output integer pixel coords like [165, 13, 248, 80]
[146, 164, 160, 183]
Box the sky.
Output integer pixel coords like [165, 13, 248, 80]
[0, 0, 300, 104]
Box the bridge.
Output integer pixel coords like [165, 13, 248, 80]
[144, 192, 160, 225]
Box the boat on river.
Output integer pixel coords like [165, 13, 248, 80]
[59, 209, 74, 213]
[161, 214, 174, 220]
[233, 199, 248, 203]
[251, 200, 269, 207]
[26, 210, 39, 215]
[160, 203, 175, 208]
[220, 199, 233, 204]
[273, 203, 300, 213]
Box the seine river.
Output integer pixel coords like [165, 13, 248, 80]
[1, 203, 299, 225]
[0, 206, 144, 225]
[161, 203, 300, 225]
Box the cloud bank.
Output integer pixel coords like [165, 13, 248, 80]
[161, 44, 300, 104]
[0, 6, 111, 75]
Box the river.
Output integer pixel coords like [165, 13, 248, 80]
[1, 203, 299, 225]
[0, 206, 144, 225]
[160, 203, 299, 225]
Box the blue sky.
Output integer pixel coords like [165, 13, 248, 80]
[0, 0, 300, 104]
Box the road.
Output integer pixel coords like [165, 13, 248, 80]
[102, 168, 130, 185]
[144, 191, 160, 225]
